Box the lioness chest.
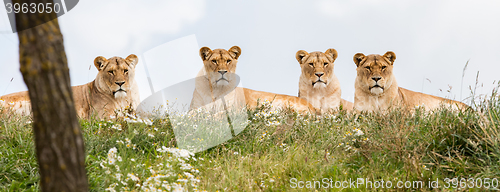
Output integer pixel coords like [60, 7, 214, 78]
[300, 87, 341, 113]
[309, 93, 340, 112]
[354, 95, 396, 112]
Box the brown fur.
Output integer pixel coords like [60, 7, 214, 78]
[190, 46, 316, 113]
[296, 49, 353, 113]
[0, 54, 140, 119]
[353, 51, 468, 112]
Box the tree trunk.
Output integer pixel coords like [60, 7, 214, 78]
[14, 1, 89, 191]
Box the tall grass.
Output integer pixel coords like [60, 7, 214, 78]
[1, 88, 499, 191]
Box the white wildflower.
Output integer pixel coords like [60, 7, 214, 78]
[354, 129, 364, 136]
[127, 173, 140, 182]
[115, 173, 122, 181]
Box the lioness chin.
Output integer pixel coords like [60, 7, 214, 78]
[0, 54, 140, 119]
[353, 51, 468, 112]
[296, 49, 353, 114]
[189, 46, 316, 114]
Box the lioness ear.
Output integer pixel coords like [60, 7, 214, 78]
[295, 50, 309, 64]
[383, 51, 396, 65]
[325, 48, 338, 63]
[94, 56, 108, 71]
[125, 54, 139, 67]
[200, 47, 212, 61]
[353, 53, 366, 67]
[228, 46, 241, 59]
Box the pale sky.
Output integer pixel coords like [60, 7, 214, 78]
[1, 0, 500, 105]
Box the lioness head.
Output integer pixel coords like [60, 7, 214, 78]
[94, 54, 138, 99]
[296, 49, 338, 88]
[199, 46, 241, 87]
[353, 51, 396, 95]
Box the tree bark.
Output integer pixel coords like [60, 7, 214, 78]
[14, 0, 89, 191]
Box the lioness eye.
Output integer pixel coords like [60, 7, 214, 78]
[365, 66, 370, 70]
[309, 63, 314, 67]
[124, 69, 128, 73]
[108, 71, 114, 75]
[382, 66, 387, 70]
[211, 60, 217, 64]
[227, 60, 231, 64]
[324, 63, 328, 66]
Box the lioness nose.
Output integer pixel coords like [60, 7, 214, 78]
[218, 70, 227, 75]
[372, 77, 381, 82]
[315, 72, 324, 77]
[115, 81, 125, 86]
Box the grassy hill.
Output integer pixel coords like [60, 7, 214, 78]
[1, 92, 499, 191]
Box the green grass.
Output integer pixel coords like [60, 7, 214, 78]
[1, 93, 499, 191]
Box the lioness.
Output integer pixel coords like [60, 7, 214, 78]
[0, 54, 140, 119]
[353, 51, 467, 112]
[296, 49, 353, 113]
[190, 46, 316, 113]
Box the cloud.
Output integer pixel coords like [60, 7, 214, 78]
[58, 0, 206, 87]
[59, 0, 206, 54]
[316, 0, 412, 19]
[0, 0, 206, 95]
